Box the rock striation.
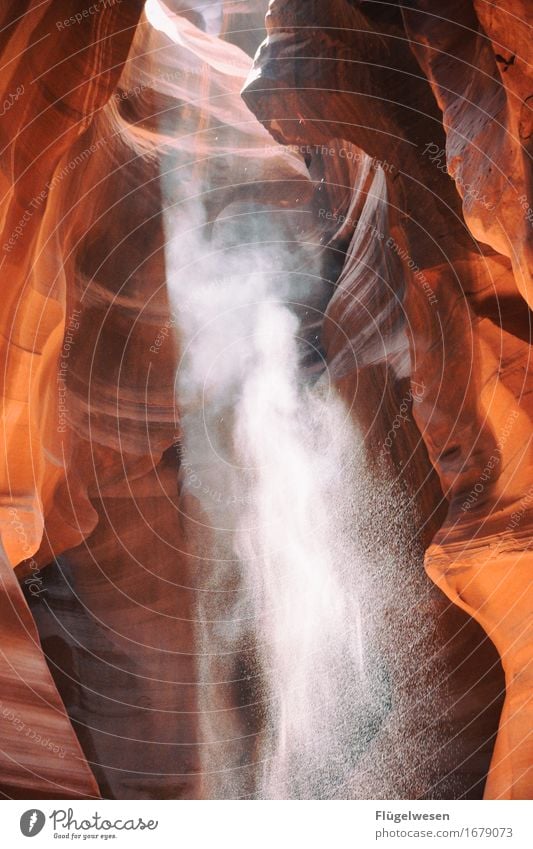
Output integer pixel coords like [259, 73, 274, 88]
[0, 0, 529, 799]
[243, 0, 533, 799]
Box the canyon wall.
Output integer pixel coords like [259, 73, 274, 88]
[0, 0, 530, 799]
[243, 0, 533, 799]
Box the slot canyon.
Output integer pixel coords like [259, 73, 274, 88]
[0, 0, 531, 801]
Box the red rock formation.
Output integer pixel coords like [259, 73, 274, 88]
[0, 0, 528, 801]
[1, 0, 314, 798]
[243, 0, 533, 799]
[0, 543, 98, 798]
[0, 0, 147, 798]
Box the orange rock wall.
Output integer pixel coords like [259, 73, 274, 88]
[0, 0, 529, 800]
[243, 0, 533, 799]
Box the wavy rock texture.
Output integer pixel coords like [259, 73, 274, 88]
[0, 543, 98, 798]
[0, 0, 529, 800]
[0, 0, 146, 798]
[23, 2, 315, 798]
[243, 0, 533, 799]
[2, 0, 317, 799]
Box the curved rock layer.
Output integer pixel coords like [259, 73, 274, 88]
[0, 543, 98, 798]
[0, 0, 528, 799]
[243, 0, 533, 799]
[0, 0, 146, 798]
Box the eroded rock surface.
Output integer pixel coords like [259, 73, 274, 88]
[243, 0, 533, 799]
[0, 0, 529, 800]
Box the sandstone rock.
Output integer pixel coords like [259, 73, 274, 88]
[243, 0, 532, 799]
[0, 0, 529, 801]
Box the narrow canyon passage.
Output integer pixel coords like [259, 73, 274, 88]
[0, 0, 530, 802]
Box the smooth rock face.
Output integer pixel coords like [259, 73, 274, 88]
[0, 0, 145, 798]
[0, 544, 98, 798]
[0, 0, 528, 799]
[243, 0, 533, 799]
